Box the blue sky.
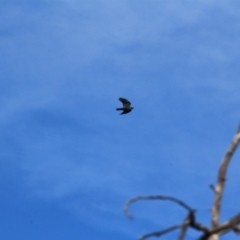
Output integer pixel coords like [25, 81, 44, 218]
[1, 0, 240, 239]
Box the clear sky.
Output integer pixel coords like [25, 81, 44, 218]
[1, 1, 240, 240]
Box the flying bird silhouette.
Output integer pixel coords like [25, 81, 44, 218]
[116, 97, 134, 115]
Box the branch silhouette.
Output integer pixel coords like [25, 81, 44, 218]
[124, 123, 240, 240]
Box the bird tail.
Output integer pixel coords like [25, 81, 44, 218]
[116, 108, 124, 111]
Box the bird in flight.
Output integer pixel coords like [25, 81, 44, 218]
[116, 97, 134, 115]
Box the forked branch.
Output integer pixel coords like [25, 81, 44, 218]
[123, 195, 209, 239]
[124, 123, 240, 240]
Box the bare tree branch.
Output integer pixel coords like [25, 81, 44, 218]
[124, 123, 240, 240]
[139, 224, 184, 240]
[202, 213, 240, 238]
[178, 213, 192, 240]
[211, 127, 240, 229]
[188, 211, 209, 233]
[214, 213, 240, 235]
[123, 195, 194, 219]
[124, 195, 210, 239]
[233, 225, 240, 235]
[199, 208, 240, 239]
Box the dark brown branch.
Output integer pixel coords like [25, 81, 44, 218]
[139, 223, 184, 240]
[124, 196, 210, 239]
[188, 211, 210, 233]
[138, 211, 210, 240]
[123, 195, 194, 219]
[211, 128, 240, 228]
[179, 211, 211, 239]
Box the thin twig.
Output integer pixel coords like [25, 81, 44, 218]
[138, 211, 209, 240]
[139, 223, 184, 240]
[209, 184, 216, 193]
[178, 213, 192, 240]
[123, 195, 194, 219]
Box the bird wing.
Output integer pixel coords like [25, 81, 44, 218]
[119, 97, 131, 107]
